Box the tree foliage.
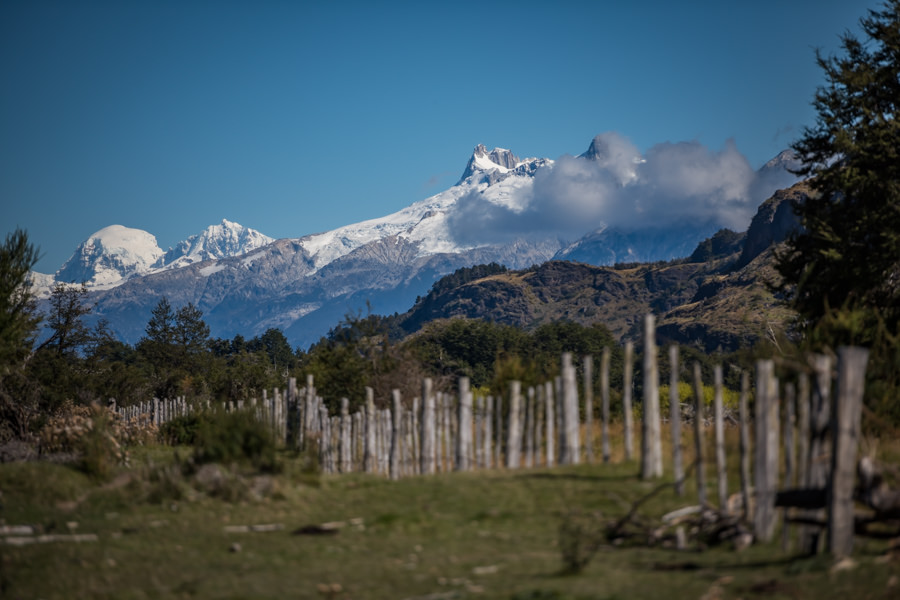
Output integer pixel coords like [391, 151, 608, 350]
[42, 283, 93, 357]
[776, 1, 900, 421]
[0, 228, 40, 370]
[777, 0, 900, 336]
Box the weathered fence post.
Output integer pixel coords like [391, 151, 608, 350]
[795, 372, 811, 544]
[739, 371, 752, 522]
[421, 378, 436, 475]
[442, 393, 452, 471]
[623, 341, 635, 461]
[506, 380, 522, 469]
[524, 387, 535, 468]
[456, 377, 472, 472]
[584, 355, 595, 464]
[782, 382, 797, 551]
[475, 394, 484, 469]
[754, 359, 780, 543]
[534, 386, 544, 466]
[600, 349, 611, 464]
[828, 346, 869, 558]
[390, 390, 402, 480]
[669, 345, 684, 495]
[484, 395, 493, 470]
[340, 398, 351, 473]
[692, 362, 707, 506]
[802, 354, 833, 554]
[364, 387, 377, 474]
[561, 353, 581, 465]
[714, 364, 728, 511]
[544, 380, 555, 467]
[641, 315, 662, 478]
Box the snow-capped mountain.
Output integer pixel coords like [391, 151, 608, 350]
[293, 145, 552, 274]
[53, 225, 165, 290]
[36, 135, 803, 348]
[154, 219, 274, 271]
[40, 220, 273, 292]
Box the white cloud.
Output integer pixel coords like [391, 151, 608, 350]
[448, 133, 795, 244]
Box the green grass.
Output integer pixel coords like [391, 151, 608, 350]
[1, 440, 898, 599]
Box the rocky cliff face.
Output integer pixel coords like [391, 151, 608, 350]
[737, 181, 808, 268]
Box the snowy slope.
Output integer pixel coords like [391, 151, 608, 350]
[54, 225, 165, 289]
[42, 220, 274, 292]
[298, 145, 550, 271]
[155, 219, 274, 270]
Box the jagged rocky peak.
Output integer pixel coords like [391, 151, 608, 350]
[459, 144, 522, 181]
[762, 149, 802, 172]
[55, 225, 164, 288]
[578, 133, 643, 185]
[156, 219, 275, 269]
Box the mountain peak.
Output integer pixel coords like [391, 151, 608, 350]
[156, 219, 275, 270]
[578, 133, 643, 185]
[459, 144, 521, 182]
[55, 225, 163, 288]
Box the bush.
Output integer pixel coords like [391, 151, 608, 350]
[76, 405, 127, 481]
[159, 414, 203, 446]
[191, 409, 279, 472]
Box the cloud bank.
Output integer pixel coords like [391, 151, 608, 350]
[448, 133, 798, 245]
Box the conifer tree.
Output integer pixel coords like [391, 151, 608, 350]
[777, 1, 900, 337]
[0, 229, 40, 370]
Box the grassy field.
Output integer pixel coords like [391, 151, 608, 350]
[2, 429, 898, 599]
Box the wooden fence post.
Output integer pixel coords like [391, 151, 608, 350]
[534, 386, 544, 466]
[584, 355, 595, 464]
[524, 387, 535, 468]
[692, 362, 707, 506]
[714, 364, 728, 511]
[475, 394, 484, 469]
[623, 341, 635, 461]
[420, 378, 436, 475]
[364, 387, 377, 474]
[670, 345, 684, 495]
[561, 353, 581, 465]
[390, 390, 402, 480]
[739, 371, 752, 522]
[456, 377, 472, 471]
[287, 377, 298, 447]
[802, 353, 833, 554]
[828, 346, 869, 558]
[544, 380, 555, 467]
[340, 398, 351, 473]
[600, 349, 611, 464]
[442, 393, 453, 471]
[494, 393, 503, 469]
[507, 380, 522, 469]
[754, 359, 779, 543]
[484, 395, 493, 470]
[782, 382, 796, 551]
[641, 314, 662, 478]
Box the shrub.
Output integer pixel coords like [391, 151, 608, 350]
[159, 413, 203, 446]
[191, 409, 279, 472]
[76, 405, 127, 481]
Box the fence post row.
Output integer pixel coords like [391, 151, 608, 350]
[116, 316, 872, 558]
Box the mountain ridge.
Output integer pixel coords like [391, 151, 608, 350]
[31, 136, 804, 348]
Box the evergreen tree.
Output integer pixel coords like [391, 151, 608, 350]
[174, 303, 210, 359]
[144, 297, 176, 346]
[42, 283, 93, 357]
[777, 1, 900, 336]
[0, 229, 40, 370]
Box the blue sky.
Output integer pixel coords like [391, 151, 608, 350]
[1, 0, 877, 273]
